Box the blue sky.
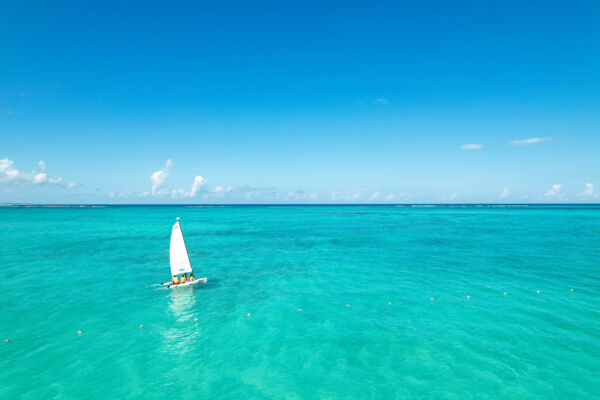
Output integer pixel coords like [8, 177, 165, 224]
[1, 1, 599, 203]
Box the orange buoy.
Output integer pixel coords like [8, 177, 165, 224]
[247, 313, 252, 317]
[77, 330, 82, 335]
[297, 308, 302, 311]
[3, 339, 9, 343]
[503, 292, 507, 296]
[345, 304, 350, 307]
[536, 290, 540, 294]
[387, 302, 392, 305]
[570, 288, 574, 292]
[429, 297, 434, 301]
[194, 318, 199, 321]
[466, 295, 470, 299]
[139, 324, 144, 328]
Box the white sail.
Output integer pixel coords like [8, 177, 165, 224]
[170, 219, 193, 276]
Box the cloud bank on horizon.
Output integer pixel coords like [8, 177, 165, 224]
[0, 158, 78, 189]
[1, 155, 599, 203]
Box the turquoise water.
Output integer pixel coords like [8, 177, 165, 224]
[1, 205, 599, 399]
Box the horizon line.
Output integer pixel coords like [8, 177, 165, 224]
[2, 203, 600, 207]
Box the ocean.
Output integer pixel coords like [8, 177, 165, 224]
[1, 205, 599, 399]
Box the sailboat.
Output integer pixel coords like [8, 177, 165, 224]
[161, 217, 207, 288]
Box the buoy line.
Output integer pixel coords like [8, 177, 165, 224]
[1, 289, 579, 344]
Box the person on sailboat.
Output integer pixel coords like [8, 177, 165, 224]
[172, 275, 180, 285]
[181, 273, 187, 283]
[189, 272, 195, 281]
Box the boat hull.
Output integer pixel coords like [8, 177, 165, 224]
[161, 278, 207, 288]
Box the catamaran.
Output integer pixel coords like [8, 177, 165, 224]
[161, 217, 207, 288]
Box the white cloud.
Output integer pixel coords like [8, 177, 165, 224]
[214, 186, 233, 193]
[110, 190, 134, 198]
[285, 190, 318, 201]
[167, 177, 208, 199]
[0, 158, 24, 183]
[190, 176, 208, 197]
[544, 184, 563, 198]
[148, 160, 209, 199]
[579, 183, 593, 197]
[150, 159, 173, 195]
[460, 144, 483, 150]
[33, 173, 48, 184]
[509, 137, 551, 146]
[328, 192, 362, 202]
[578, 183, 599, 199]
[441, 193, 459, 201]
[499, 188, 510, 198]
[347, 192, 362, 201]
[200, 185, 278, 201]
[0, 158, 76, 188]
[394, 192, 412, 201]
[328, 191, 411, 203]
[374, 98, 389, 105]
[169, 189, 185, 198]
[67, 182, 79, 188]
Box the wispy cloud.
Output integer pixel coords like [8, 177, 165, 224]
[169, 177, 208, 199]
[544, 184, 564, 199]
[110, 190, 135, 198]
[395, 192, 413, 202]
[148, 159, 210, 198]
[189, 176, 208, 197]
[509, 137, 551, 146]
[146, 160, 283, 201]
[499, 188, 510, 198]
[214, 186, 233, 194]
[460, 144, 483, 150]
[150, 159, 173, 195]
[369, 191, 381, 201]
[374, 98, 390, 105]
[441, 193, 459, 201]
[578, 183, 599, 199]
[0, 158, 29, 184]
[347, 192, 362, 201]
[326, 190, 411, 203]
[286, 190, 318, 201]
[0, 158, 77, 188]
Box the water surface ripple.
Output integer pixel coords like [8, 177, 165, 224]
[1, 205, 599, 399]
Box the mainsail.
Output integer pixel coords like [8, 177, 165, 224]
[170, 218, 193, 276]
